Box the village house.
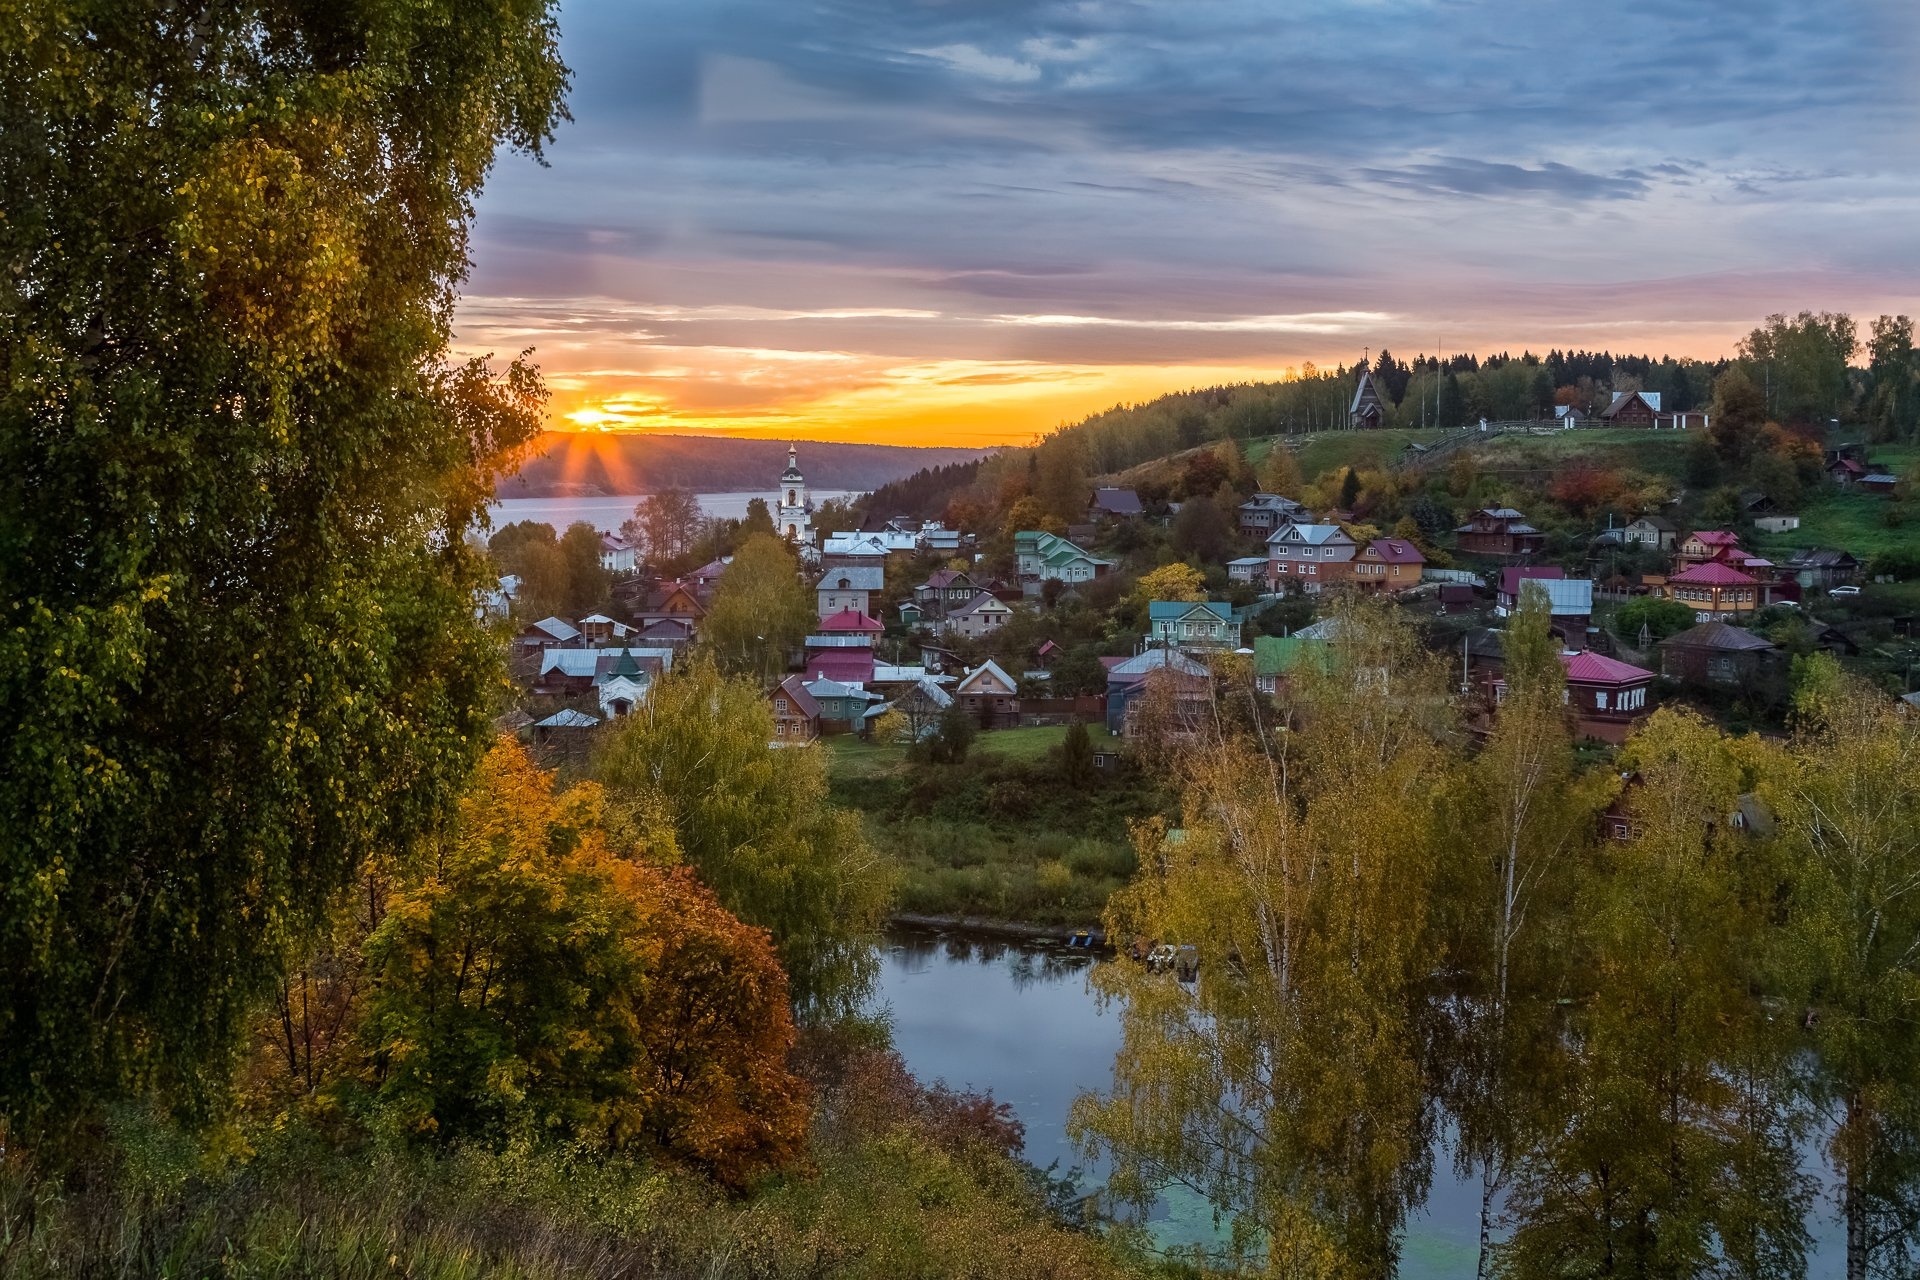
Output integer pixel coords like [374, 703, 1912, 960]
[1251, 635, 1329, 697]
[1597, 390, 1661, 425]
[1227, 555, 1269, 584]
[634, 580, 706, 635]
[1146, 600, 1240, 653]
[1350, 537, 1426, 593]
[517, 615, 582, 651]
[1556, 650, 1655, 744]
[1658, 622, 1778, 687]
[1828, 456, 1867, 486]
[1554, 404, 1587, 426]
[1860, 472, 1901, 495]
[953, 659, 1021, 729]
[598, 532, 637, 574]
[770, 675, 821, 744]
[819, 529, 915, 569]
[1349, 367, 1388, 429]
[531, 707, 599, 750]
[914, 567, 981, 619]
[577, 613, 636, 646]
[801, 676, 879, 734]
[1784, 548, 1862, 591]
[1675, 529, 1744, 570]
[1267, 522, 1356, 594]
[633, 617, 694, 649]
[535, 646, 671, 698]
[1468, 639, 1653, 744]
[1088, 488, 1144, 521]
[595, 648, 653, 720]
[803, 634, 876, 685]
[1652, 560, 1771, 619]
[1238, 492, 1307, 539]
[1105, 648, 1211, 737]
[1495, 569, 1595, 641]
[1454, 508, 1546, 557]
[1014, 531, 1112, 585]
[942, 591, 1013, 640]
[816, 565, 884, 620]
[1621, 515, 1677, 551]
[817, 607, 885, 639]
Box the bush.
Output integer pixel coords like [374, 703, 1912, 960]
[1614, 596, 1697, 643]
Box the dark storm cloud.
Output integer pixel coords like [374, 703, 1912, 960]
[460, 0, 1920, 423]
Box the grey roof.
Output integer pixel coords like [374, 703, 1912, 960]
[1862, 473, 1900, 484]
[816, 565, 886, 591]
[804, 634, 874, 648]
[534, 708, 599, 729]
[1788, 548, 1859, 568]
[952, 591, 1010, 616]
[1107, 649, 1210, 679]
[1091, 487, 1144, 515]
[1268, 522, 1350, 547]
[528, 616, 580, 642]
[1661, 622, 1776, 652]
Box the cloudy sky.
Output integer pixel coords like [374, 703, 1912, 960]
[456, 0, 1920, 445]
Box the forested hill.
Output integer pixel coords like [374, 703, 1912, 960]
[497, 432, 989, 497]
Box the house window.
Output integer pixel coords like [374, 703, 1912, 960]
[775, 722, 786, 736]
[1596, 690, 1609, 710]
[776, 698, 788, 713]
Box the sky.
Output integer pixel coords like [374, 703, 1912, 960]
[456, 0, 1920, 447]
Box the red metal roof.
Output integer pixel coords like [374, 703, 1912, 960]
[1499, 565, 1565, 597]
[1560, 651, 1654, 685]
[818, 608, 885, 633]
[805, 650, 875, 683]
[1365, 537, 1426, 564]
[1687, 530, 1742, 546]
[1669, 561, 1758, 586]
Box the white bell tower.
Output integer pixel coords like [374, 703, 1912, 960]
[777, 443, 812, 543]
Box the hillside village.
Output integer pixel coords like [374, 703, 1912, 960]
[494, 370, 1919, 764]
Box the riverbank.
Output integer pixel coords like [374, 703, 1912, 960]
[889, 912, 1107, 946]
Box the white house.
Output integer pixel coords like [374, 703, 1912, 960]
[942, 591, 1013, 640]
[816, 565, 885, 619]
[599, 532, 637, 574]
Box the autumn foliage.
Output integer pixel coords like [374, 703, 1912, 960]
[260, 740, 807, 1188]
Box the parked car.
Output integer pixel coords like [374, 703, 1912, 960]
[1830, 585, 1862, 597]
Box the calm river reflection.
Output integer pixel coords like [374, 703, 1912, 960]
[873, 925, 1843, 1277]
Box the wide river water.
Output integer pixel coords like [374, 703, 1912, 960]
[487, 492, 858, 535]
[872, 925, 1845, 1275]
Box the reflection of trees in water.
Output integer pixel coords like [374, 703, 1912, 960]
[887, 927, 1096, 992]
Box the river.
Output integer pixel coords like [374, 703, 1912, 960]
[873, 925, 1845, 1275]
[487, 491, 859, 535]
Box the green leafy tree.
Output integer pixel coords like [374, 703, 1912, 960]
[1710, 367, 1769, 468]
[1614, 596, 1697, 644]
[1498, 709, 1807, 1278]
[0, 0, 567, 1135]
[700, 534, 814, 683]
[1172, 492, 1233, 563]
[626, 487, 704, 572]
[1074, 597, 1454, 1275]
[1739, 311, 1857, 427]
[1865, 314, 1917, 442]
[1059, 720, 1095, 789]
[1258, 444, 1304, 499]
[593, 658, 893, 1021]
[1449, 586, 1604, 1276]
[740, 496, 777, 541]
[558, 520, 610, 615]
[931, 703, 978, 764]
[1760, 681, 1920, 1279]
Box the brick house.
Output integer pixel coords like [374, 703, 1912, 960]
[1267, 523, 1356, 593]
